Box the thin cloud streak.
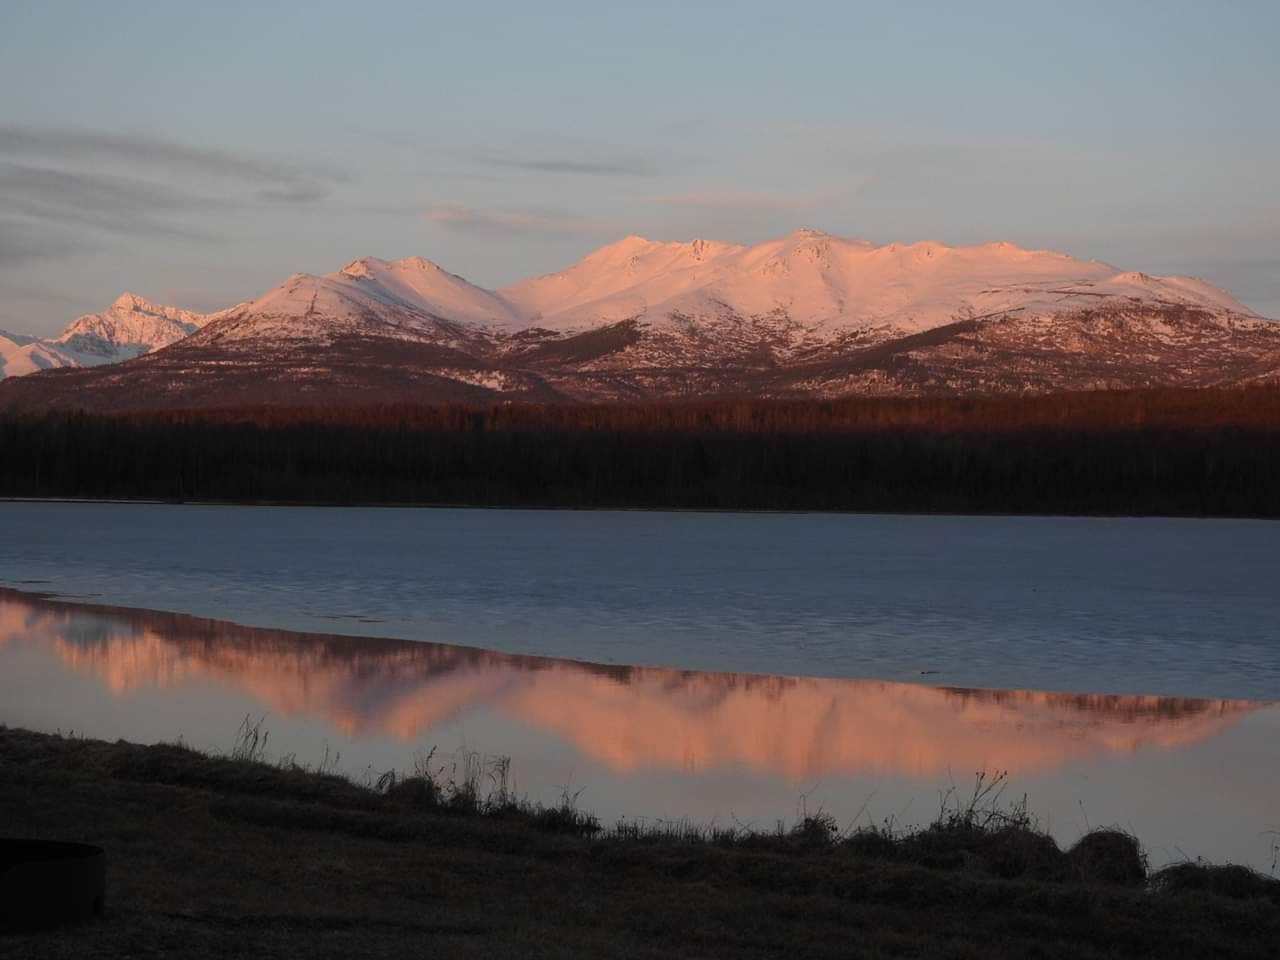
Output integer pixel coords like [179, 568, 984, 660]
[653, 189, 839, 212]
[0, 162, 200, 212]
[0, 125, 346, 187]
[345, 124, 657, 178]
[0, 126, 346, 280]
[0, 279, 86, 304]
[0, 162, 221, 241]
[344, 124, 425, 151]
[257, 185, 331, 204]
[468, 150, 657, 178]
[422, 205, 615, 237]
[0, 219, 91, 268]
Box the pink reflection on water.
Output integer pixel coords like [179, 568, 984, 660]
[0, 589, 1263, 783]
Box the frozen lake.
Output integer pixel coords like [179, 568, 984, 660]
[1, 588, 1277, 868]
[2, 502, 1278, 866]
[1, 502, 1277, 699]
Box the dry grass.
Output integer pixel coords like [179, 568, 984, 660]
[2, 726, 1278, 959]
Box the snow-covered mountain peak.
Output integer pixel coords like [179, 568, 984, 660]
[501, 235, 753, 328]
[1, 289, 234, 377]
[194, 254, 529, 344]
[111, 291, 154, 311]
[777, 227, 859, 249]
[396, 255, 448, 273]
[686, 238, 713, 261]
[97, 291, 206, 325]
[757, 230, 875, 263]
[967, 240, 1075, 264]
[575, 235, 744, 270]
[593, 234, 654, 257]
[503, 231, 1267, 335]
[49, 292, 215, 361]
[338, 259, 377, 279]
[5, 228, 1272, 393]
[337, 255, 453, 281]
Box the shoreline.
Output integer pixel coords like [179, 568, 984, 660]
[3, 495, 1279, 521]
[3, 725, 1278, 957]
[3, 585, 1278, 877]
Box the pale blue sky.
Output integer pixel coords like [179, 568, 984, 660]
[2, 0, 1278, 334]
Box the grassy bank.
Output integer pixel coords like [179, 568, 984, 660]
[2, 726, 1278, 958]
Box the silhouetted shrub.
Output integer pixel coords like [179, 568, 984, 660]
[1150, 862, 1280, 903]
[1068, 830, 1147, 886]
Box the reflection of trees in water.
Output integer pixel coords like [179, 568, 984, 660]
[3, 588, 808, 695]
[1, 588, 1267, 780]
[939, 687, 1238, 722]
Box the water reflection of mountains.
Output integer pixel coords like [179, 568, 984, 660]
[2, 589, 1266, 781]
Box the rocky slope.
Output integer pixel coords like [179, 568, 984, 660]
[2, 230, 1277, 409]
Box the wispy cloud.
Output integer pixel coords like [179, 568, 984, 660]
[344, 124, 425, 151]
[0, 279, 86, 304]
[422, 204, 613, 237]
[0, 125, 346, 191]
[0, 217, 91, 268]
[652, 188, 843, 212]
[345, 125, 660, 181]
[0, 162, 219, 240]
[0, 127, 349, 265]
[471, 152, 656, 177]
[256, 184, 331, 204]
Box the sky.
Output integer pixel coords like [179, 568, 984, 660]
[2, 0, 1278, 336]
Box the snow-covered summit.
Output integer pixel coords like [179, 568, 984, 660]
[0, 291, 248, 379]
[53, 291, 221, 361]
[195, 255, 528, 345]
[2, 230, 1272, 396]
[502, 230, 1259, 335]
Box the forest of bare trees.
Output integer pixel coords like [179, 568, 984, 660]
[2, 387, 1278, 515]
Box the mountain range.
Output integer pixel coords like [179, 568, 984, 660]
[3, 229, 1278, 409]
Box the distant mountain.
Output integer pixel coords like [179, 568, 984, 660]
[2, 230, 1278, 409]
[503, 230, 1254, 336]
[55, 292, 217, 361]
[0, 329, 79, 379]
[0, 292, 244, 380]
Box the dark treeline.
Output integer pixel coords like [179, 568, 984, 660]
[75, 384, 1280, 433]
[2, 388, 1279, 515]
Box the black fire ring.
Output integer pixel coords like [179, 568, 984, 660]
[0, 839, 105, 930]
